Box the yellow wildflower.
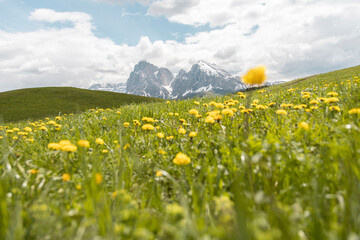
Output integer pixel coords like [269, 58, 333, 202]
[30, 169, 39, 175]
[48, 143, 62, 150]
[222, 108, 234, 116]
[157, 132, 165, 138]
[142, 124, 155, 131]
[242, 65, 266, 85]
[309, 100, 319, 105]
[189, 131, 197, 137]
[158, 149, 166, 155]
[189, 109, 199, 115]
[329, 106, 341, 112]
[156, 171, 163, 177]
[123, 122, 130, 128]
[324, 97, 339, 103]
[61, 144, 77, 152]
[95, 138, 105, 145]
[276, 109, 288, 115]
[95, 173, 103, 184]
[173, 152, 191, 165]
[205, 116, 215, 123]
[299, 122, 309, 130]
[24, 127, 32, 132]
[77, 140, 90, 148]
[327, 92, 338, 96]
[178, 128, 186, 134]
[47, 120, 56, 125]
[62, 173, 71, 182]
[348, 108, 360, 114]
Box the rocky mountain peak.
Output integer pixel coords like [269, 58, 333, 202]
[126, 61, 174, 99]
[90, 60, 286, 99]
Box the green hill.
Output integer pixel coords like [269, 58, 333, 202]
[0, 87, 162, 122]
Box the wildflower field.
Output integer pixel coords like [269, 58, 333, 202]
[1, 65, 360, 239]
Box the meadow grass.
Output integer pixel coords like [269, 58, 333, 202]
[0, 87, 162, 122]
[0, 66, 360, 239]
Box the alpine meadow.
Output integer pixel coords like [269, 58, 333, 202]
[0, 65, 360, 239]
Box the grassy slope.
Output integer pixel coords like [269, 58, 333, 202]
[264, 65, 360, 92]
[1, 65, 360, 239]
[0, 87, 163, 122]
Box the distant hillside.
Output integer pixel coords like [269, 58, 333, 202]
[0, 87, 163, 122]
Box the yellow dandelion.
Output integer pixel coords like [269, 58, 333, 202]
[95, 173, 103, 184]
[189, 131, 197, 137]
[299, 122, 309, 130]
[348, 108, 360, 114]
[222, 108, 234, 117]
[309, 100, 319, 105]
[276, 109, 288, 115]
[142, 124, 155, 131]
[205, 116, 215, 123]
[327, 92, 338, 96]
[324, 97, 339, 103]
[158, 149, 166, 155]
[329, 106, 341, 112]
[77, 140, 90, 148]
[47, 120, 56, 125]
[95, 138, 105, 145]
[189, 109, 199, 115]
[178, 128, 186, 134]
[166, 136, 174, 140]
[62, 173, 71, 182]
[48, 143, 62, 150]
[157, 132, 165, 138]
[102, 149, 109, 154]
[123, 143, 130, 149]
[30, 169, 39, 175]
[156, 170, 163, 177]
[123, 122, 130, 128]
[173, 152, 191, 165]
[61, 144, 77, 152]
[24, 127, 32, 132]
[242, 65, 266, 85]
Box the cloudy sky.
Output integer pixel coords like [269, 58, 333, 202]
[0, 0, 359, 92]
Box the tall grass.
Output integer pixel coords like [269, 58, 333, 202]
[0, 66, 360, 239]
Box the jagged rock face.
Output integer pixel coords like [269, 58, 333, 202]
[170, 60, 244, 99]
[126, 61, 174, 99]
[89, 82, 126, 93]
[89, 60, 283, 99]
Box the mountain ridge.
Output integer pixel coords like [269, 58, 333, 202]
[89, 60, 282, 99]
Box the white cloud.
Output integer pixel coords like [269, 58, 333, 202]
[92, 0, 150, 5]
[29, 8, 93, 31]
[1, 2, 360, 92]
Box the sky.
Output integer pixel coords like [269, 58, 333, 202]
[0, 0, 359, 92]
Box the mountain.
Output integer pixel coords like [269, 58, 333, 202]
[170, 60, 245, 99]
[126, 61, 174, 99]
[88, 60, 282, 99]
[89, 82, 126, 93]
